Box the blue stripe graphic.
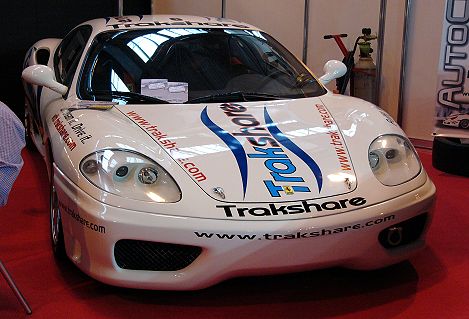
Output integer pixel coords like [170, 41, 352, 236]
[200, 107, 248, 198]
[264, 107, 323, 192]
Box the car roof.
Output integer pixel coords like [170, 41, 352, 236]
[80, 15, 261, 33]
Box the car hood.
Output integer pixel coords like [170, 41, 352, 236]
[117, 97, 358, 203]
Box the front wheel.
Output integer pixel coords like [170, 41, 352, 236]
[459, 119, 469, 129]
[50, 168, 66, 258]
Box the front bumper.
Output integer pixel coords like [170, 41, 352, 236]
[54, 166, 436, 290]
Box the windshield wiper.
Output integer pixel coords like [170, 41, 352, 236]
[185, 91, 284, 104]
[88, 90, 170, 104]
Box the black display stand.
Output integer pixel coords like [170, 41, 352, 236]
[432, 137, 469, 177]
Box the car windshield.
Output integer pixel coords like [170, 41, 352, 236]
[79, 28, 326, 104]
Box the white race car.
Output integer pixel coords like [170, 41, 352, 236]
[22, 15, 436, 290]
[442, 113, 469, 129]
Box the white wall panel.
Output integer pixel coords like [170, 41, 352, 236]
[401, 0, 446, 140]
[306, 0, 380, 91]
[152, 0, 222, 17]
[379, 0, 406, 120]
[225, 0, 304, 58]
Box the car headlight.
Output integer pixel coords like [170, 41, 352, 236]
[368, 135, 421, 186]
[80, 149, 181, 202]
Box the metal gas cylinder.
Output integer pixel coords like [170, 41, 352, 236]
[352, 56, 377, 103]
[351, 28, 377, 104]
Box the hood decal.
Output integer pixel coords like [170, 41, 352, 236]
[264, 107, 323, 192]
[120, 98, 358, 203]
[201, 103, 322, 199]
[201, 107, 248, 198]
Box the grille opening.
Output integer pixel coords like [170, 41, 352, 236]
[378, 213, 428, 249]
[114, 239, 202, 271]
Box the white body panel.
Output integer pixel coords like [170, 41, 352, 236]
[22, 15, 436, 290]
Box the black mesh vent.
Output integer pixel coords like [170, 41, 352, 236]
[114, 240, 202, 271]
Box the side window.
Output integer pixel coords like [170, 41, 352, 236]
[54, 25, 92, 88]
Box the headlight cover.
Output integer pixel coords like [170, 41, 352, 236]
[368, 135, 421, 186]
[80, 149, 181, 202]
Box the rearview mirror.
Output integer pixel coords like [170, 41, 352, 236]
[318, 60, 347, 86]
[22, 65, 68, 96]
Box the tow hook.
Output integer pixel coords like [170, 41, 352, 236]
[386, 226, 403, 246]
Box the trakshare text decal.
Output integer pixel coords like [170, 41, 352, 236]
[217, 196, 366, 218]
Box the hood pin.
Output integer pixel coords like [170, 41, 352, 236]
[213, 187, 226, 199]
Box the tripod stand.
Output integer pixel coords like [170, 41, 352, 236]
[0, 259, 32, 314]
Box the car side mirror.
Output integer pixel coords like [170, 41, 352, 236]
[318, 60, 347, 86]
[22, 65, 68, 96]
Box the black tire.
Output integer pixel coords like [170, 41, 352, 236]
[459, 119, 469, 129]
[432, 136, 469, 177]
[50, 166, 66, 258]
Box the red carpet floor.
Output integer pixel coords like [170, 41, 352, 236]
[1, 148, 468, 318]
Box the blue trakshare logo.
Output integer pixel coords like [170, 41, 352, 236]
[200, 107, 248, 196]
[201, 103, 322, 198]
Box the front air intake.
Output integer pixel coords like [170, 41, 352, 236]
[114, 239, 202, 271]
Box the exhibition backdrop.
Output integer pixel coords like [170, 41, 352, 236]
[0, 1, 461, 142]
[0, 2, 118, 117]
[434, 0, 469, 139]
[0, 1, 150, 118]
